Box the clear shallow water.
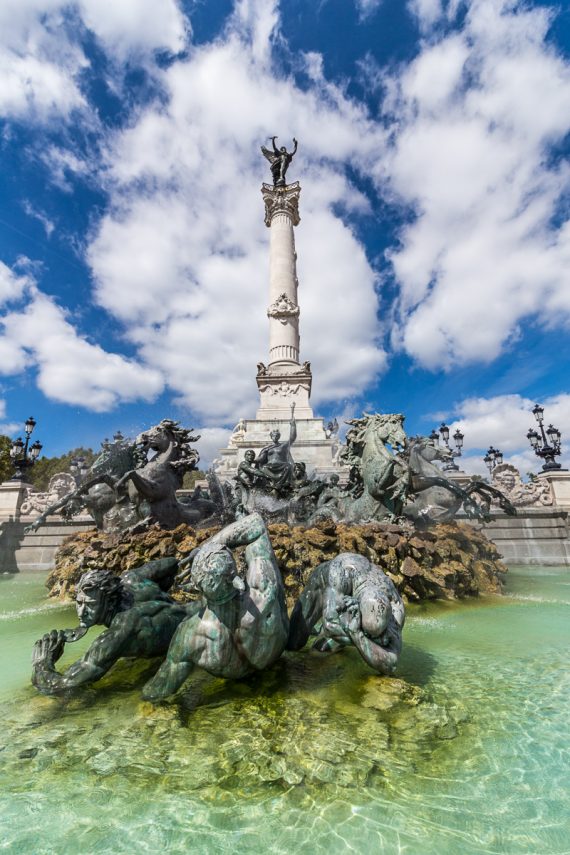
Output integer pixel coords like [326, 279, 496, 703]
[0, 567, 568, 855]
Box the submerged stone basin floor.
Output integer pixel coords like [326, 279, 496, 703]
[0, 567, 568, 854]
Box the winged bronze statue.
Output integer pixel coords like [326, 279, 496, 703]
[261, 136, 298, 187]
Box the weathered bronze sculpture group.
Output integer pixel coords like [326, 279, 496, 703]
[32, 513, 405, 701]
[30, 407, 516, 701]
[30, 138, 514, 706]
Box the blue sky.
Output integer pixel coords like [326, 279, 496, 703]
[0, 0, 569, 474]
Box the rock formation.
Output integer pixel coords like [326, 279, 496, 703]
[48, 519, 507, 606]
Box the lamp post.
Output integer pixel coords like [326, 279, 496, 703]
[433, 422, 464, 471]
[483, 446, 503, 475]
[70, 455, 89, 485]
[9, 417, 43, 482]
[526, 404, 563, 472]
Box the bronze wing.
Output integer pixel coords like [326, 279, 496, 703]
[261, 145, 278, 165]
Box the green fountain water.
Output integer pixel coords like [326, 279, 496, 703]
[0, 566, 568, 854]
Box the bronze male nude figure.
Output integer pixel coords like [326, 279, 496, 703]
[142, 513, 289, 701]
[287, 553, 405, 675]
[32, 557, 198, 696]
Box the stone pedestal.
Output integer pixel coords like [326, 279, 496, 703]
[538, 470, 570, 510]
[443, 469, 472, 487]
[256, 362, 313, 420]
[0, 481, 31, 521]
[217, 417, 342, 480]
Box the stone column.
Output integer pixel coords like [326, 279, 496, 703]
[263, 182, 301, 366]
[256, 181, 313, 420]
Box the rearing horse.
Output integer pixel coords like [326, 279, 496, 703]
[340, 413, 408, 521]
[403, 437, 516, 524]
[115, 419, 201, 529]
[26, 440, 140, 532]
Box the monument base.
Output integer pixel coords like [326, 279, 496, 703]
[215, 417, 343, 480]
[463, 508, 570, 566]
[537, 470, 570, 511]
[0, 480, 31, 521]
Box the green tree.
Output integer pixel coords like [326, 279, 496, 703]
[182, 469, 206, 490]
[29, 447, 97, 491]
[0, 435, 15, 483]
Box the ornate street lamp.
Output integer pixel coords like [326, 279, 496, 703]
[483, 446, 503, 475]
[436, 422, 464, 471]
[527, 404, 563, 471]
[9, 417, 43, 481]
[70, 455, 89, 485]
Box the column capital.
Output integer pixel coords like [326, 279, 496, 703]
[261, 181, 301, 227]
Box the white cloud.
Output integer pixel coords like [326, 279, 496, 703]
[0, 260, 32, 307]
[354, 0, 384, 21]
[39, 147, 90, 192]
[86, 0, 387, 424]
[407, 0, 462, 33]
[407, 0, 444, 32]
[442, 392, 570, 474]
[384, 0, 570, 369]
[2, 292, 164, 411]
[0, 263, 164, 411]
[192, 427, 233, 469]
[0, 1, 85, 122]
[77, 0, 187, 60]
[22, 201, 55, 238]
[0, 0, 188, 123]
[0, 395, 21, 436]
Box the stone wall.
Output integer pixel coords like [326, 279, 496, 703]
[48, 519, 507, 606]
[0, 519, 94, 573]
[469, 509, 570, 565]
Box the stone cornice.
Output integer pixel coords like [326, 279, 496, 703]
[261, 181, 301, 227]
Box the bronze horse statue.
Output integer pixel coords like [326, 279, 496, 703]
[340, 413, 408, 522]
[26, 439, 140, 532]
[114, 419, 205, 529]
[403, 436, 516, 524]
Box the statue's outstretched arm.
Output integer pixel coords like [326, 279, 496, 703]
[208, 513, 281, 592]
[292, 138, 298, 154]
[31, 627, 126, 696]
[289, 404, 297, 445]
[25, 487, 79, 531]
[271, 136, 279, 154]
[123, 557, 180, 592]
